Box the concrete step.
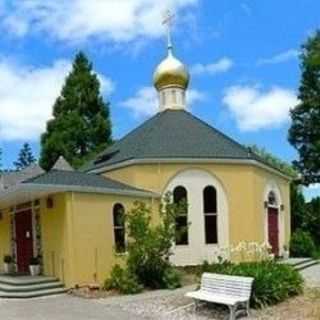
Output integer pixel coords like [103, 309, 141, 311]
[0, 275, 58, 286]
[0, 287, 67, 299]
[0, 281, 64, 293]
[295, 260, 320, 271]
[0, 275, 66, 299]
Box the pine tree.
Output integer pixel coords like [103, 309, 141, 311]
[14, 143, 36, 170]
[290, 183, 307, 233]
[289, 31, 320, 185]
[40, 52, 112, 171]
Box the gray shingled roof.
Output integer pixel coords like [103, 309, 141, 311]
[0, 164, 44, 190]
[85, 109, 256, 172]
[22, 170, 153, 195]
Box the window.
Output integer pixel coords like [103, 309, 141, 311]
[268, 191, 277, 206]
[172, 90, 177, 104]
[113, 203, 125, 253]
[162, 91, 166, 106]
[203, 186, 218, 244]
[182, 91, 186, 105]
[173, 186, 188, 245]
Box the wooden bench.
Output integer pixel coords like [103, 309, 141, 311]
[185, 273, 254, 320]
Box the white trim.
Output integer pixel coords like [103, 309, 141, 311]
[164, 169, 229, 266]
[89, 158, 292, 181]
[0, 184, 158, 209]
[31, 202, 37, 257]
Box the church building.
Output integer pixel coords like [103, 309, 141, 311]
[0, 32, 291, 289]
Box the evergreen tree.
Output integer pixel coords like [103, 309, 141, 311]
[290, 183, 307, 233]
[14, 143, 36, 170]
[306, 197, 320, 246]
[40, 52, 112, 171]
[289, 31, 320, 185]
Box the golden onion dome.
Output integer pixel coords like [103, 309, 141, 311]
[153, 50, 189, 91]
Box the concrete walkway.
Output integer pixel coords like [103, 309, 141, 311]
[0, 294, 146, 320]
[300, 263, 320, 288]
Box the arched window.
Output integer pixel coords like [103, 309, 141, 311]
[162, 91, 166, 106]
[113, 203, 125, 253]
[268, 191, 277, 206]
[172, 90, 177, 104]
[173, 186, 188, 245]
[203, 186, 218, 244]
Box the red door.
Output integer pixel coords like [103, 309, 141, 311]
[268, 207, 279, 256]
[15, 210, 34, 273]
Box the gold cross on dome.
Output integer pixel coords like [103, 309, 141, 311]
[162, 10, 175, 51]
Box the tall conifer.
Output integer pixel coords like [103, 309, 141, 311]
[14, 143, 36, 170]
[40, 52, 112, 170]
[289, 31, 320, 184]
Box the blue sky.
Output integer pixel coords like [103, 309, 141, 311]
[0, 0, 319, 199]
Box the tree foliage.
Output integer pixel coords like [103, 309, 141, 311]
[305, 197, 320, 246]
[40, 52, 112, 171]
[14, 143, 36, 170]
[290, 183, 306, 233]
[248, 144, 297, 177]
[289, 31, 320, 185]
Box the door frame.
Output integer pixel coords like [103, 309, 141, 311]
[11, 202, 39, 273]
[267, 206, 280, 256]
[263, 183, 284, 257]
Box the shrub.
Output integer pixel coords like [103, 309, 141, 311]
[105, 194, 184, 293]
[163, 267, 182, 290]
[202, 261, 304, 308]
[3, 255, 13, 264]
[290, 229, 316, 257]
[104, 264, 143, 294]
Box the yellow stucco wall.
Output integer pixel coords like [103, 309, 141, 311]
[40, 193, 75, 287]
[0, 161, 291, 288]
[103, 162, 291, 248]
[68, 192, 155, 287]
[0, 210, 11, 271]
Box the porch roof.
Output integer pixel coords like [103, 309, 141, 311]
[0, 170, 158, 209]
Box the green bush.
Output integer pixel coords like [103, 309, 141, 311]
[163, 267, 182, 290]
[290, 229, 316, 257]
[104, 264, 143, 294]
[105, 194, 184, 293]
[201, 261, 304, 308]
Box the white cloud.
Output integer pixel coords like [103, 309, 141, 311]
[222, 85, 299, 131]
[1, 0, 198, 43]
[191, 57, 233, 76]
[257, 49, 299, 65]
[0, 59, 114, 141]
[122, 86, 205, 118]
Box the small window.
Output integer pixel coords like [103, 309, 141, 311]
[203, 186, 218, 244]
[172, 90, 177, 104]
[113, 203, 125, 253]
[173, 186, 188, 245]
[162, 91, 166, 106]
[268, 191, 277, 206]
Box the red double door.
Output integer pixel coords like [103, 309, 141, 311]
[268, 207, 279, 256]
[15, 210, 34, 273]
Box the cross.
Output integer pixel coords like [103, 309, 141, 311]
[162, 10, 175, 51]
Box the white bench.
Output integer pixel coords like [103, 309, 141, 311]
[185, 273, 254, 320]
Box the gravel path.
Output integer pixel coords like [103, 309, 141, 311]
[0, 295, 144, 320]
